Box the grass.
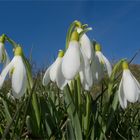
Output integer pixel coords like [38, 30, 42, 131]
[0, 63, 139, 140]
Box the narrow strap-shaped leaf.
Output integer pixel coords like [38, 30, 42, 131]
[108, 59, 125, 95]
[1, 102, 24, 140]
[64, 85, 83, 140]
[2, 99, 12, 124]
[83, 93, 91, 138]
[32, 93, 41, 129]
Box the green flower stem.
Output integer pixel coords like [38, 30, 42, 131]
[5, 35, 18, 48]
[76, 75, 81, 108]
[65, 20, 81, 50]
[22, 54, 40, 130]
[84, 93, 91, 138]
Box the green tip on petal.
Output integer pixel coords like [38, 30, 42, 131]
[95, 43, 101, 52]
[75, 20, 82, 28]
[122, 61, 129, 70]
[0, 34, 6, 43]
[70, 31, 79, 41]
[58, 50, 64, 57]
[14, 46, 23, 56]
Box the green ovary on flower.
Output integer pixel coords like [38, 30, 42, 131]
[95, 43, 101, 52]
[58, 50, 64, 57]
[122, 61, 129, 70]
[70, 31, 79, 41]
[14, 46, 23, 56]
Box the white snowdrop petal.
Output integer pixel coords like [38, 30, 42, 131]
[12, 56, 27, 98]
[77, 27, 92, 60]
[80, 50, 93, 87]
[123, 70, 139, 103]
[0, 58, 15, 88]
[91, 55, 103, 83]
[12, 76, 27, 99]
[79, 70, 92, 91]
[96, 51, 112, 77]
[79, 71, 84, 84]
[130, 73, 140, 101]
[101, 54, 112, 77]
[3, 50, 10, 69]
[62, 41, 81, 80]
[50, 57, 62, 82]
[85, 66, 93, 87]
[118, 79, 127, 109]
[95, 51, 103, 63]
[42, 66, 51, 86]
[56, 61, 67, 90]
[130, 72, 140, 89]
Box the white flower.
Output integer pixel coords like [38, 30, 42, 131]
[79, 50, 93, 90]
[43, 50, 67, 90]
[62, 31, 81, 80]
[0, 47, 27, 99]
[0, 42, 10, 68]
[91, 53, 104, 83]
[77, 27, 92, 61]
[118, 61, 140, 109]
[95, 43, 112, 77]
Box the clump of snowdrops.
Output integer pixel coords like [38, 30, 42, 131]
[0, 20, 140, 140]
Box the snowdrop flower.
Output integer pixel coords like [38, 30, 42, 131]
[0, 47, 27, 99]
[91, 52, 104, 83]
[76, 27, 93, 61]
[62, 31, 81, 80]
[0, 34, 10, 68]
[43, 50, 67, 90]
[118, 61, 140, 109]
[94, 43, 112, 77]
[79, 51, 93, 91]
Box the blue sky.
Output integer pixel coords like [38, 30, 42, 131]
[0, 1, 140, 68]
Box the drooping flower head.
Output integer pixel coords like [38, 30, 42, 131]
[94, 43, 112, 77]
[118, 61, 140, 109]
[62, 31, 81, 80]
[43, 50, 67, 90]
[0, 46, 27, 99]
[0, 34, 10, 68]
[76, 24, 93, 61]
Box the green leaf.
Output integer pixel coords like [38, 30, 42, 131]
[2, 99, 12, 124]
[64, 85, 83, 140]
[83, 93, 91, 138]
[66, 120, 76, 140]
[32, 93, 41, 130]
